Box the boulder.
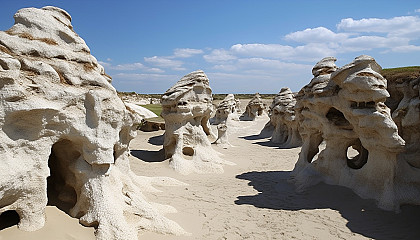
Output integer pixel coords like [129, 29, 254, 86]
[241, 93, 266, 120]
[291, 56, 406, 211]
[161, 70, 233, 174]
[0, 6, 185, 239]
[268, 87, 301, 147]
[212, 94, 240, 125]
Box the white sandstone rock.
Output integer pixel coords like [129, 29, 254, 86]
[0, 6, 186, 239]
[212, 94, 240, 125]
[161, 70, 234, 174]
[291, 56, 406, 211]
[241, 93, 266, 120]
[268, 87, 301, 148]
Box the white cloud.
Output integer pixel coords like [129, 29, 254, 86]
[98, 61, 164, 73]
[339, 36, 409, 52]
[337, 16, 420, 38]
[144, 56, 184, 70]
[203, 49, 237, 63]
[230, 44, 294, 58]
[173, 48, 203, 58]
[114, 73, 176, 81]
[415, 9, 420, 13]
[112, 62, 145, 71]
[285, 27, 349, 43]
[391, 45, 420, 52]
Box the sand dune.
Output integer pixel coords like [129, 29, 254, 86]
[2, 114, 420, 239]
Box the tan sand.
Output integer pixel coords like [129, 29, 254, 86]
[2, 113, 420, 239]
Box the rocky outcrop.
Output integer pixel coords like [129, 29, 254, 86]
[212, 94, 240, 125]
[291, 56, 407, 211]
[0, 6, 185, 239]
[267, 87, 301, 148]
[241, 93, 266, 120]
[161, 70, 233, 174]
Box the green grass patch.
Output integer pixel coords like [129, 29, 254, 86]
[141, 104, 163, 121]
[382, 66, 420, 74]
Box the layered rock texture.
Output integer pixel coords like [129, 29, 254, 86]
[291, 56, 410, 211]
[161, 70, 233, 174]
[241, 93, 266, 120]
[0, 6, 185, 239]
[212, 94, 241, 125]
[267, 87, 301, 148]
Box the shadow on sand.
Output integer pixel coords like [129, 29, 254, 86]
[240, 134, 300, 149]
[148, 134, 164, 146]
[130, 149, 166, 163]
[235, 171, 420, 240]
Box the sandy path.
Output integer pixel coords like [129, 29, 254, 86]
[131, 115, 420, 240]
[2, 114, 420, 239]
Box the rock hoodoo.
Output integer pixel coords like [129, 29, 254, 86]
[0, 6, 185, 240]
[291, 55, 407, 211]
[241, 93, 266, 120]
[161, 70, 233, 174]
[268, 87, 301, 148]
[212, 94, 241, 125]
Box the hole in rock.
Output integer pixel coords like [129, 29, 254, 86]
[326, 107, 350, 127]
[306, 134, 324, 163]
[182, 146, 194, 157]
[47, 139, 79, 213]
[0, 210, 20, 230]
[346, 139, 368, 169]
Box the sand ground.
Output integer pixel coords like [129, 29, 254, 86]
[1, 114, 420, 239]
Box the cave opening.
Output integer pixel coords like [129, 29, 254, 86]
[47, 139, 79, 214]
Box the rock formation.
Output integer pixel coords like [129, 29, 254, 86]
[161, 70, 233, 174]
[212, 94, 241, 125]
[266, 87, 301, 147]
[0, 6, 186, 239]
[291, 56, 407, 211]
[241, 93, 266, 120]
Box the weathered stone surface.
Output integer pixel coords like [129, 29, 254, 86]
[241, 93, 266, 120]
[0, 6, 185, 239]
[291, 56, 407, 211]
[140, 119, 165, 132]
[266, 87, 301, 148]
[212, 94, 240, 125]
[161, 70, 233, 174]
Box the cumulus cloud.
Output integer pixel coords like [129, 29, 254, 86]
[98, 61, 164, 73]
[203, 49, 237, 63]
[230, 44, 294, 58]
[337, 16, 420, 38]
[285, 27, 349, 43]
[173, 48, 204, 58]
[144, 56, 185, 70]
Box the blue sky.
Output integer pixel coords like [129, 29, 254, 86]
[1, 1, 419, 93]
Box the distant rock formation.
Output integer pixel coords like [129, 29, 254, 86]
[212, 94, 240, 125]
[268, 87, 301, 147]
[291, 56, 407, 211]
[0, 6, 186, 240]
[161, 70, 233, 174]
[241, 93, 266, 120]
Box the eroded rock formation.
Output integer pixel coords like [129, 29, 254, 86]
[241, 93, 266, 120]
[291, 56, 407, 211]
[161, 70, 233, 174]
[266, 87, 301, 148]
[212, 94, 240, 125]
[0, 6, 185, 239]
